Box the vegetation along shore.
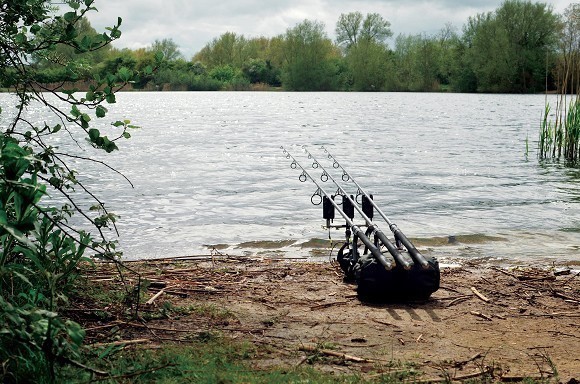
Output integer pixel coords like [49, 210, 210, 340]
[6, 2, 577, 93]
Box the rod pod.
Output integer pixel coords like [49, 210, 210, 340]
[303, 147, 413, 270]
[321, 146, 430, 269]
[281, 146, 393, 271]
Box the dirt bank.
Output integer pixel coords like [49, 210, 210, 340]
[74, 256, 580, 382]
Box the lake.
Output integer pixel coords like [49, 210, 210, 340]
[4, 91, 580, 266]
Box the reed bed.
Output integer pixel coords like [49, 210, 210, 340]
[539, 6, 580, 163]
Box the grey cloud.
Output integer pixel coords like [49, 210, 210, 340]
[88, 0, 571, 59]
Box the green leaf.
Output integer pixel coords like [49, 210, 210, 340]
[88, 128, 100, 141]
[63, 12, 77, 23]
[155, 51, 164, 61]
[15, 33, 27, 44]
[70, 105, 81, 118]
[52, 124, 61, 133]
[95, 105, 107, 118]
[106, 93, 116, 103]
[69, 1, 80, 10]
[118, 67, 132, 82]
[122, 132, 131, 139]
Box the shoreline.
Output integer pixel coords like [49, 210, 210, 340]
[76, 254, 580, 382]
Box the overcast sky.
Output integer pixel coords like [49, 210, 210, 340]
[87, 0, 572, 59]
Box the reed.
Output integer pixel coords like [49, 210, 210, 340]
[539, 5, 580, 163]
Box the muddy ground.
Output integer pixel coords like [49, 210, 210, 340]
[74, 256, 580, 382]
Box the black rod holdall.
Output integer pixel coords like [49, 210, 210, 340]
[282, 146, 439, 302]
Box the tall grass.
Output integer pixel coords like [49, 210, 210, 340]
[539, 5, 580, 163]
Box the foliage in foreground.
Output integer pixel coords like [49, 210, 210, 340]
[0, 1, 160, 382]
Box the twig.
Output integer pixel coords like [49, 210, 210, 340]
[453, 367, 492, 380]
[439, 285, 463, 294]
[92, 338, 150, 348]
[470, 311, 493, 321]
[500, 374, 547, 382]
[371, 318, 400, 328]
[559, 271, 579, 286]
[447, 296, 471, 307]
[145, 288, 167, 305]
[310, 301, 347, 310]
[453, 352, 483, 368]
[90, 362, 176, 381]
[471, 287, 491, 303]
[299, 345, 373, 363]
[492, 266, 519, 279]
[84, 322, 122, 332]
[552, 290, 580, 304]
[65, 358, 109, 376]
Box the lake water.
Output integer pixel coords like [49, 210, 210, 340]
[3, 92, 580, 266]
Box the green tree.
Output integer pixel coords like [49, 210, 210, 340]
[242, 58, 281, 86]
[0, 1, 157, 381]
[336, 11, 393, 49]
[194, 32, 253, 68]
[148, 38, 183, 62]
[463, 0, 559, 93]
[346, 39, 391, 91]
[281, 19, 339, 91]
[335, 12, 393, 91]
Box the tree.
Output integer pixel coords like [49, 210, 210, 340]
[346, 39, 391, 91]
[194, 32, 252, 68]
[281, 19, 339, 91]
[0, 1, 158, 381]
[335, 12, 393, 91]
[335, 11, 364, 48]
[463, 0, 559, 93]
[335, 12, 392, 49]
[148, 38, 182, 62]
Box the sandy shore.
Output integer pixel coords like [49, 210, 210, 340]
[75, 255, 580, 382]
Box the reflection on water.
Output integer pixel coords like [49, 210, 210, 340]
[3, 92, 579, 266]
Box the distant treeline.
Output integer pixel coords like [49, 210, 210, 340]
[31, 1, 579, 93]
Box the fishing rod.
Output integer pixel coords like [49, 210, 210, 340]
[302, 146, 413, 270]
[281, 146, 393, 271]
[321, 146, 430, 269]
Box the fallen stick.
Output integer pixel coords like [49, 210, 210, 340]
[492, 266, 519, 279]
[92, 338, 150, 348]
[453, 368, 492, 380]
[470, 311, 493, 321]
[372, 318, 400, 328]
[471, 287, 491, 303]
[310, 301, 347, 310]
[299, 345, 373, 363]
[84, 321, 123, 332]
[454, 352, 483, 368]
[146, 288, 167, 305]
[500, 374, 547, 382]
[447, 296, 471, 307]
[552, 290, 580, 304]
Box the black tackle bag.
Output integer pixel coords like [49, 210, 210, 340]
[338, 244, 440, 301]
